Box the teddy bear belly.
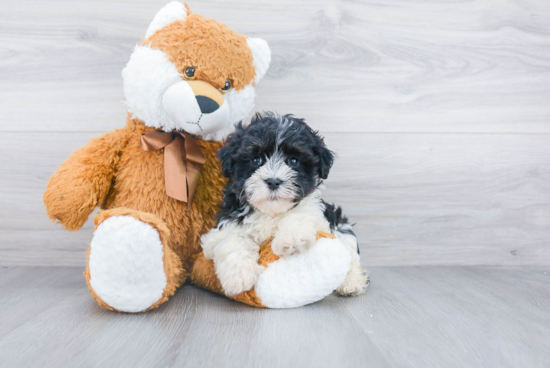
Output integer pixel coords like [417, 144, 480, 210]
[100, 141, 225, 270]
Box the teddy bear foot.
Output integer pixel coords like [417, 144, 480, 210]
[85, 209, 184, 313]
[254, 237, 351, 308]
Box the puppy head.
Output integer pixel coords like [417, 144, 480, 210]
[219, 113, 334, 216]
[122, 2, 271, 141]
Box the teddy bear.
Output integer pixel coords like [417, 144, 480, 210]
[44, 2, 354, 312]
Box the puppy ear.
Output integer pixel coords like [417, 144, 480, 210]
[145, 1, 188, 39]
[318, 147, 335, 179]
[314, 137, 335, 180]
[218, 147, 234, 178]
[246, 38, 271, 84]
[218, 123, 244, 178]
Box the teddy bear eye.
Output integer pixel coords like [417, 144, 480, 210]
[184, 67, 195, 79]
[220, 79, 232, 93]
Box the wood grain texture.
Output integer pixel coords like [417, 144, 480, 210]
[0, 266, 548, 368]
[1, 0, 550, 266]
[0, 0, 550, 133]
[1, 131, 549, 266]
[322, 133, 550, 266]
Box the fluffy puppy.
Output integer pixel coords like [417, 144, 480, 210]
[201, 113, 369, 296]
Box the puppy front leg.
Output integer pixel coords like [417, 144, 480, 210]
[271, 226, 317, 258]
[202, 227, 264, 296]
[271, 214, 320, 258]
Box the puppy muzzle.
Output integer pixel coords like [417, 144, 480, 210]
[264, 178, 283, 191]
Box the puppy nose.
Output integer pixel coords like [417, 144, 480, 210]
[265, 178, 283, 190]
[195, 96, 220, 114]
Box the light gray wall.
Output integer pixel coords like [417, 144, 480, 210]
[1, 0, 549, 266]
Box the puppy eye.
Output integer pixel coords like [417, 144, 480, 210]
[287, 157, 299, 168]
[252, 156, 264, 166]
[220, 79, 232, 93]
[184, 67, 195, 79]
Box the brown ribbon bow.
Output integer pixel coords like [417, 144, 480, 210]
[140, 130, 206, 209]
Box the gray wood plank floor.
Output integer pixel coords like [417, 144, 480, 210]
[0, 266, 548, 368]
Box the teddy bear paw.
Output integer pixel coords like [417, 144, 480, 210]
[88, 215, 168, 312]
[255, 237, 351, 308]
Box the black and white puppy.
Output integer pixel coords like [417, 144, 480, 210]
[201, 113, 369, 296]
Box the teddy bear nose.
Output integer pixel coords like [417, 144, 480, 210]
[195, 96, 220, 114]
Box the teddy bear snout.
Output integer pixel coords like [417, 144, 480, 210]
[195, 96, 220, 114]
[187, 79, 225, 108]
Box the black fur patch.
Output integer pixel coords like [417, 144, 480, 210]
[321, 200, 359, 254]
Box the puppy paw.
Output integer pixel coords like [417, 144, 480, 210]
[336, 266, 369, 297]
[272, 231, 316, 258]
[218, 258, 265, 297]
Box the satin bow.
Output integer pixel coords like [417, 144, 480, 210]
[140, 130, 206, 209]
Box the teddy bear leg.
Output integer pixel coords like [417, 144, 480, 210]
[84, 208, 185, 313]
[253, 237, 351, 308]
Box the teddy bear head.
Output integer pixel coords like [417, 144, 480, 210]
[122, 2, 271, 141]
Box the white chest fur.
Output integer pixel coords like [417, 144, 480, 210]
[240, 190, 331, 245]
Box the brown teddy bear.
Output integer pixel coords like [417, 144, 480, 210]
[44, 2, 271, 312]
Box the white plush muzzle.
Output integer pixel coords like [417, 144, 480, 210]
[122, 45, 258, 141]
[162, 80, 230, 136]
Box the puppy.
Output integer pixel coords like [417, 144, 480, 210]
[201, 112, 369, 297]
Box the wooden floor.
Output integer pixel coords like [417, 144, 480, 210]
[0, 266, 548, 368]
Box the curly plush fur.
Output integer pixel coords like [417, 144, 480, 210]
[45, 117, 227, 310]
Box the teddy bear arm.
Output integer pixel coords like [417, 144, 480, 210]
[191, 232, 349, 309]
[43, 130, 127, 231]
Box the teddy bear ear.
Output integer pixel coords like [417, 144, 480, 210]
[246, 38, 271, 84]
[145, 1, 188, 39]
